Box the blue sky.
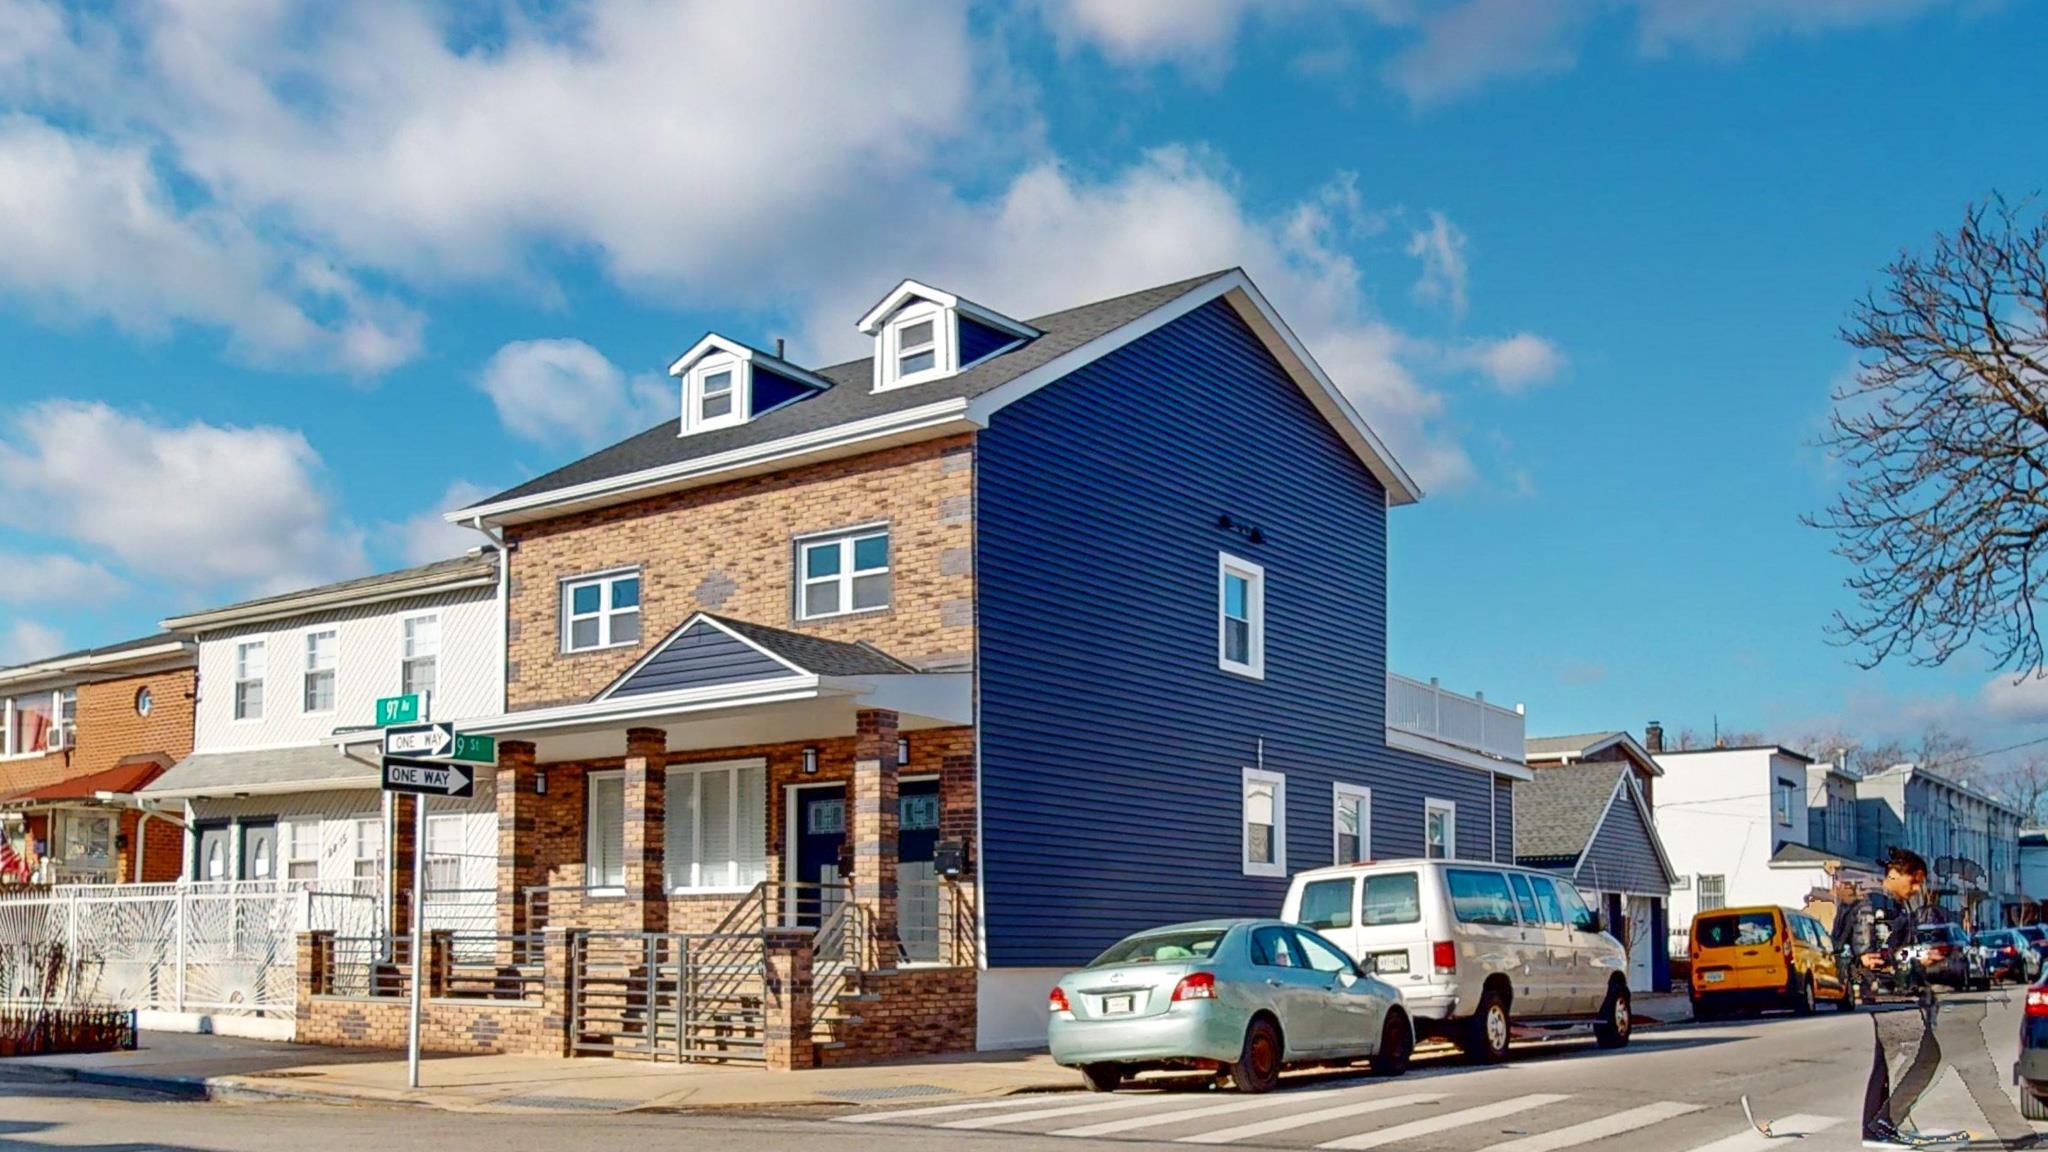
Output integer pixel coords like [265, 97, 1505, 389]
[1, 0, 2044, 767]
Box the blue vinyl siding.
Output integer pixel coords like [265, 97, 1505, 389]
[958, 316, 1018, 366]
[609, 621, 789, 697]
[751, 367, 814, 415]
[1575, 782, 1671, 896]
[975, 298, 1510, 968]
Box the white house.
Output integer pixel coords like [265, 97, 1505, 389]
[141, 553, 502, 934]
[1654, 744, 1831, 943]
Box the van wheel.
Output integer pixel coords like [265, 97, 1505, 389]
[1079, 1064, 1124, 1093]
[1460, 988, 1512, 1064]
[1230, 1017, 1283, 1093]
[1691, 997, 1718, 1023]
[1791, 974, 1817, 1016]
[1370, 1009, 1413, 1076]
[2024, 1091, 2048, 1123]
[1595, 982, 1632, 1049]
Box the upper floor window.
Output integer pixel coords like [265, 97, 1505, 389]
[858, 280, 1037, 392]
[57, 688, 75, 737]
[684, 355, 746, 433]
[796, 528, 890, 619]
[303, 630, 337, 714]
[1773, 778, 1796, 827]
[233, 641, 266, 721]
[562, 570, 642, 652]
[2, 691, 58, 756]
[1218, 553, 1265, 679]
[879, 305, 951, 388]
[401, 615, 439, 699]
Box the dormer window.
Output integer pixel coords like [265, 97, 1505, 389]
[896, 317, 937, 376]
[669, 335, 833, 438]
[859, 279, 1041, 393]
[880, 303, 952, 390]
[699, 364, 735, 422]
[684, 355, 745, 433]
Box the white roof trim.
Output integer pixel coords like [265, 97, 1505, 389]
[858, 279, 1040, 339]
[964, 270, 1422, 506]
[465, 676, 828, 737]
[164, 567, 496, 632]
[1572, 771, 1679, 887]
[593, 614, 809, 702]
[1386, 727, 1534, 781]
[666, 333, 836, 391]
[0, 639, 192, 689]
[146, 775, 382, 801]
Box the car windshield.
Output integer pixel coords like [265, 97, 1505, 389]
[1697, 912, 1776, 948]
[1091, 928, 1227, 967]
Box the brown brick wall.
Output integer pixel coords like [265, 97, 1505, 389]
[74, 667, 195, 777]
[296, 931, 566, 1057]
[818, 967, 978, 1065]
[503, 435, 976, 710]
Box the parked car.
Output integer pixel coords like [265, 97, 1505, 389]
[1905, 923, 1988, 991]
[1974, 929, 2033, 983]
[1280, 859, 1632, 1064]
[1047, 919, 1414, 1093]
[2017, 978, 2048, 1121]
[1688, 906, 1855, 1019]
[2014, 925, 2048, 976]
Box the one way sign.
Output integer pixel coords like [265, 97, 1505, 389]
[381, 755, 475, 799]
[383, 722, 454, 758]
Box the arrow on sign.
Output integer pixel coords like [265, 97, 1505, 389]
[381, 755, 475, 799]
[384, 723, 455, 758]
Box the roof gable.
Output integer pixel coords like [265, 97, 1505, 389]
[1514, 761, 1626, 862]
[596, 613, 916, 701]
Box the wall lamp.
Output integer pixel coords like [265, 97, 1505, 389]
[802, 747, 820, 775]
[897, 737, 909, 765]
[534, 770, 548, 796]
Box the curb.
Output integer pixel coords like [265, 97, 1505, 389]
[0, 1061, 434, 1110]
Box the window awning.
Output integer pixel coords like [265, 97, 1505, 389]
[2, 754, 174, 807]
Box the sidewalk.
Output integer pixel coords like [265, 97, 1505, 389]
[0, 1031, 1076, 1114]
[1634, 989, 1693, 1026]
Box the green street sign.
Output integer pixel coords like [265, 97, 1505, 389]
[449, 733, 496, 766]
[375, 694, 421, 727]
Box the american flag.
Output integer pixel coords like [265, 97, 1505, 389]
[0, 836, 26, 881]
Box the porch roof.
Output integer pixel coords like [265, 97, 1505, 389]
[1, 754, 173, 807]
[142, 742, 379, 801]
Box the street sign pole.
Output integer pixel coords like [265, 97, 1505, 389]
[407, 788, 424, 1089]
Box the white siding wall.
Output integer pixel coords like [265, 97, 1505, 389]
[192, 587, 498, 750]
[1655, 749, 1784, 933]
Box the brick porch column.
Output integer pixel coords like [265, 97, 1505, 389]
[852, 709, 900, 969]
[623, 727, 668, 933]
[495, 741, 542, 953]
[389, 794, 419, 938]
[762, 928, 816, 1071]
[540, 926, 576, 1057]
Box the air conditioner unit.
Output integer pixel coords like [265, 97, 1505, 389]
[45, 726, 67, 752]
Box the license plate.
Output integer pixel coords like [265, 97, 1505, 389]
[1703, 971, 1726, 983]
[1102, 994, 1135, 1015]
[1373, 951, 1409, 975]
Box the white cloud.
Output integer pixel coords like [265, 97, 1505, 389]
[1463, 332, 1567, 393]
[1406, 210, 1470, 318]
[0, 551, 127, 604]
[1036, 0, 1263, 66]
[1629, 0, 1945, 57]
[0, 115, 421, 373]
[1980, 674, 2048, 726]
[0, 401, 367, 593]
[390, 481, 493, 567]
[478, 339, 673, 451]
[0, 620, 63, 665]
[1382, 0, 1584, 105]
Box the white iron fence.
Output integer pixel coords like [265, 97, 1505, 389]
[0, 880, 382, 1018]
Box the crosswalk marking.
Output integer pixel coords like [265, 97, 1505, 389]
[1317, 1093, 1573, 1150]
[1177, 1092, 1447, 1145]
[1679, 1114, 1841, 1152]
[938, 1093, 1193, 1129]
[1052, 1084, 1372, 1137]
[833, 1093, 1072, 1123]
[1476, 1100, 1703, 1152]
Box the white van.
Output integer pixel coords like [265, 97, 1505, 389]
[1280, 858, 1631, 1062]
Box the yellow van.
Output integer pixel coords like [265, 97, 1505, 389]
[1688, 905, 1854, 1020]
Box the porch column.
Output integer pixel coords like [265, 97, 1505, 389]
[495, 741, 542, 944]
[623, 727, 668, 933]
[852, 708, 900, 969]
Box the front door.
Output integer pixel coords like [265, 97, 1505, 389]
[239, 820, 278, 881]
[194, 822, 232, 882]
[792, 785, 847, 928]
[898, 778, 941, 961]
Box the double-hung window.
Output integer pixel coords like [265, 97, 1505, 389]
[1242, 767, 1287, 878]
[1333, 783, 1372, 865]
[683, 355, 746, 433]
[665, 760, 767, 891]
[286, 821, 321, 881]
[1773, 778, 1796, 827]
[880, 305, 951, 388]
[1697, 873, 1726, 912]
[233, 641, 266, 721]
[586, 771, 625, 891]
[562, 570, 642, 652]
[56, 688, 75, 744]
[1425, 798, 1457, 860]
[796, 528, 890, 619]
[424, 814, 465, 891]
[353, 818, 382, 881]
[1218, 553, 1265, 678]
[401, 615, 438, 700]
[303, 630, 337, 713]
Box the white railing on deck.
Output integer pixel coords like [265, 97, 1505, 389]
[1386, 672, 1525, 764]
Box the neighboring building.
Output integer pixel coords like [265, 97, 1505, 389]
[0, 634, 196, 885]
[2020, 829, 2048, 924]
[142, 554, 501, 933]
[1856, 762, 2025, 927]
[1654, 744, 1822, 938]
[1520, 729, 1676, 991]
[1804, 757, 1860, 859]
[435, 269, 1529, 1063]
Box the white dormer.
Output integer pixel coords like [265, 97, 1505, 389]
[858, 279, 1039, 392]
[668, 334, 833, 437]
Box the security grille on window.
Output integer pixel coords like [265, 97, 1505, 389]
[797, 529, 890, 619]
[664, 761, 767, 890]
[587, 772, 625, 890]
[401, 615, 439, 700]
[1242, 768, 1286, 878]
[353, 818, 382, 880]
[1334, 784, 1372, 864]
[562, 571, 642, 652]
[233, 641, 265, 720]
[1698, 874, 1726, 912]
[286, 821, 320, 881]
[1218, 553, 1266, 678]
[303, 630, 337, 713]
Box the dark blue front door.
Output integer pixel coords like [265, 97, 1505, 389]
[899, 778, 940, 865]
[794, 785, 847, 926]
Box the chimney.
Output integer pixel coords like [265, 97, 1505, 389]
[774, 337, 786, 359]
[1645, 721, 1664, 754]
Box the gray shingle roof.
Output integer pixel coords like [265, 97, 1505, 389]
[1513, 761, 1625, 862]
[1770, 843, 1879, 870]
[702, 614, 918, 677]
[143, 744, 380, 799]
[163, 553, 498, 632]
[467, 271, 1234, 509]
[1525, 732, 1625, 759]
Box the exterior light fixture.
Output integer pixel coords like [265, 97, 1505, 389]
[897, 737, 909, 765]
[534, 771, 547, 796]
[802, 747, 819, 775]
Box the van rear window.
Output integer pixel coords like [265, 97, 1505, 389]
[1697, 912, 1775, 948]
[1445, 868, 1518, 926]
[1360, 873, 1420, 925]
[1298, 879, 1354, 930]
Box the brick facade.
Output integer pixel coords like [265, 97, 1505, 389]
[75, 667, 196, 777]
[297, 930, 569, 1057]
[817, 966, 978, 1066]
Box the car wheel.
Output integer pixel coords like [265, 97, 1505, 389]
[1370, 1009, 1413, 1077]
[1595, 982, 1632, 1049]
[1079, 1063, 1124, 1093]
[1229, 1017, 1283, 1094]
[2025, 1091, 2048, 1123]
[1460, 988, 1512, 1064]
[1791, 974, 1817, 1017]
[1833, 976, 1858, 1011]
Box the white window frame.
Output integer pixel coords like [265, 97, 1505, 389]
[302, 629, 338, 715]
[59, 810, 115, 869]
[1774, 778, 1796, 827]
[56, 688, 75, 745]
[1218, 553, 1266, 679]
[1425, 798, 1457, 861]
[233, 641, 266, 721]
[1242, 767, 1287, 878]
[682, 353, 748, 434]
[1697, 873, 1727, 912]
[795, 526, 891, 620]
[423, 813, 466, 892]
[400, 613, 439, 700]
[1333, 783, 1373, 865]
[666, 759, 768, 894]
[285, 820, 321, 881]
[352, 817, 382, 881]
[878, 302, 954, 389]
[586, 769, 625, 894]
[1, 689, 62, 759]
[560, 569, 642, 653]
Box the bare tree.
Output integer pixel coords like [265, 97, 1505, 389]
[1989, 753, 2048, 825]
[1673, 726, 1765, 751]
[1809, 195, 2048, 675]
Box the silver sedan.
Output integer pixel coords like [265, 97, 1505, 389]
[1047, 918, 1414, 1092]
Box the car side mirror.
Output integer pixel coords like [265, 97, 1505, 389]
[1356, 959, 1375, 978]
[1585, 911, 1605, 935]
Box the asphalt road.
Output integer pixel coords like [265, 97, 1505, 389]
[3, 992, 2040, 1152]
